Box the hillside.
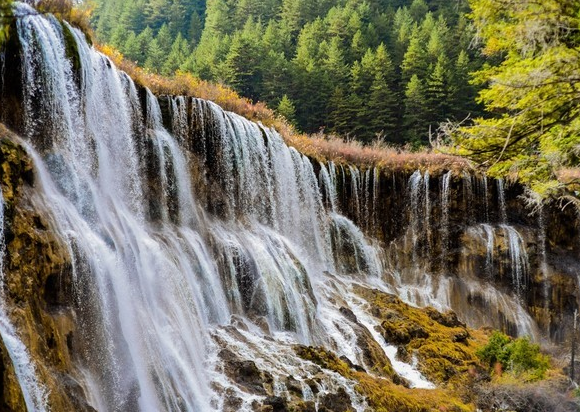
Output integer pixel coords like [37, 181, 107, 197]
[91, 0, 485, 146]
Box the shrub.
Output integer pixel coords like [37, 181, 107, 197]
[476, 332, 549, 381]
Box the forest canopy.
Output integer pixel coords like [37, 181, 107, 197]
[90, 0, 484, 146]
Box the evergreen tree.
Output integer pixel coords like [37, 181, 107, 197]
[425, 53, 450, 127]
[145, 38, 165, 72]
[123, 31, 140, 62]
[161, 33, 190, 75]
[403, 74, 428, 146]
[409, 0, 428, 21]
[156, 23, 173, 55]
[91, 0, 486, 146]
[277, 94, 297, 126]
[400, 26, 428, 84]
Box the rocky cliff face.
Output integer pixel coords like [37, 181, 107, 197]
[156, 90, 580, 344]
[327, 166, 580, 343]
[0, 126, 93, 411]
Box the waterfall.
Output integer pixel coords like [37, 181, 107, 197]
[0, 189, 49, 412]
[9, 5, 390, 409]
[440, 171, 452, 265]
[3, 3, 565, 409]
[481, 176, 489, 222]
[408, 170, 423, 261]
[482, 223, 495, 278]
[497, 178, 508, 222]
[501, 225, 530, 299]
[462, 172, 475, 224]
[424, 171, 431, 251]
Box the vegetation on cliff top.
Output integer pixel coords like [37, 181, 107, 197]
[451, 0, 580, 199]
[101, 43, 470, 172]
[90, 0, 484, 146]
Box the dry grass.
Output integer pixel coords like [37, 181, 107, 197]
[35, 0, 93, 34]
[98, 43, 471, 173]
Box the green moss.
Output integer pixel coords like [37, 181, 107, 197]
[61, 22, 81, 76]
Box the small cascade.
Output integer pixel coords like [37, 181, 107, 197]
[371, 167, 379, 232]
[169, 96, 189, 148]
[481, 224, 495, 278]
[329, 213, 383, 278]
[319, 162, 338, 212]
[462, 172, 475, 224]
[408, 170, 423, 261]
[362, 168, 371, 232]
[0, 190, 49, 412]
[348, 165, 361, 223]
[481, 176, 489, 222]
[424, 171, 431, 251]
[346, 293, 435, 389]
[440, 171, 452, 265]
[501, 225, 530, 299]
[497, 179, 508, 222]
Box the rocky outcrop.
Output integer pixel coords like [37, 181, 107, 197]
[325, 166, 580, 343]
[0, 125, 91, 411]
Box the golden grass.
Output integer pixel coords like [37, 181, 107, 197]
[35, 0, 93, 35]
[97, 44, 471, 173]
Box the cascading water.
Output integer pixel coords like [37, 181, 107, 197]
[7, 4, 419, 410]
[440, 170, 452, 263]
[2, 2, 573, 410]
[497, 178, 508, 223]
[501, 224, 530, 299]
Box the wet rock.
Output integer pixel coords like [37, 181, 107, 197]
[262, 396, 287, 412]
[284, 375, 303, 397]
[292, 400, 315, 412]
[219, 349, 272, 395]
[452, 330, 470, 343]
[339, 356, 365, 373]
[222, 388, 243, 412]
[318, 387, 352, 412]
[381, 318, 429, 345]
[304, 378, 320, 394]
[339, 306, 358, 323]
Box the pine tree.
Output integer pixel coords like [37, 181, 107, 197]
[425, 53, 451, 127]
[156, 23, 173, 55]
[277, 94, 297, 126]
[122, 31, 141, 62]
[205, 0, 231, 35]
[322, 37, 349, 85]
[368, 71, 399, 143]
[135, 26, 154, 65]
[168, 0, 188, 37]
[161, 33, 190, 76]
[409, 0, 428, 21]
[401, 26, 428, 84]
[145, 38, 165, 72]
[403, 74, 428, 146]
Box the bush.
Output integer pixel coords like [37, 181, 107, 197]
[476, 332, 549, 381]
